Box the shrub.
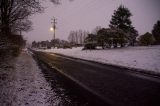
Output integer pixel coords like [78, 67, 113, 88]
[139, 32, 154, 46]
[9, 45, 21, 57]
[83, 42, 97, 50]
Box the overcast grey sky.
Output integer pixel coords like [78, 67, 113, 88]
[24, 0, 160, 43]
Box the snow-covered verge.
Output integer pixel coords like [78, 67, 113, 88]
[41, 46, 160, 74]
[0, 51, 59, 106]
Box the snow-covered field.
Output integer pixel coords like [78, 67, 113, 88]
[41, 46, 160, 74]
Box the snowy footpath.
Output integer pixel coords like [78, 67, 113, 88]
[42, 45, 160, 74]
[0, 51, 58, 106]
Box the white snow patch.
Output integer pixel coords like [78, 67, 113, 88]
[14, 51, 60, 106]
[40, 46, 160, 73]
[0, 51, 60, 106]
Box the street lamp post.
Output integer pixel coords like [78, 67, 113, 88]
[53, 23, 56, 40]
[51, 17, 57, 40]
[51, 17, 57, 48]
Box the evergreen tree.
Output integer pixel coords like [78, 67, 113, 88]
[85, 34, 97, 43]
[97, 28, 108, 49]
[109, 5, 138, 46]
[114, 28, 127, 47]
[84, 34, 97, 49]
[97, 28, 126, 48]
[139, 32, 154, 46]
[128, 28, 138, 46]
[152, 20, 160, 44]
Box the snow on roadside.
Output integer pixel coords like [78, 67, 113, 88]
[41, 46, 160, 73]
[14, 52, 57, 106]
[0, 51, 60, 106]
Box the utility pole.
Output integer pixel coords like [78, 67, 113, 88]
[51, 17, 57, 40]
[20, 19, 22, 36]
[19, 30, 22, 36]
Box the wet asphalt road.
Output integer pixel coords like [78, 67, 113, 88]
[34, 54, 107, 106]
[34, 51, 160, 106]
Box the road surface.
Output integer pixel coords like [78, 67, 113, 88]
[33, 51, 160, 106]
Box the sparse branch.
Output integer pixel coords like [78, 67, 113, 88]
[0, 0, 43, 34]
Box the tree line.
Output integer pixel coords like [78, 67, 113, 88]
[32, 4, 160, 50]
[32, 29, 89, 49]
[83, 5, 160, 49]
[83, 5, 138, 49]
[68, 30, 89, 46]
[32, 39, 71, 49]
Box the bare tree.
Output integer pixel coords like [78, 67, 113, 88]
[50, 0, 61, 4]
[68, 30, 89, 46]
[0, 0, 44, 35]
[50, 0, 74, 4]
[68, 31, 75, 44]
[0, 0, 75, 35]
[79, 30, 83, 44]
